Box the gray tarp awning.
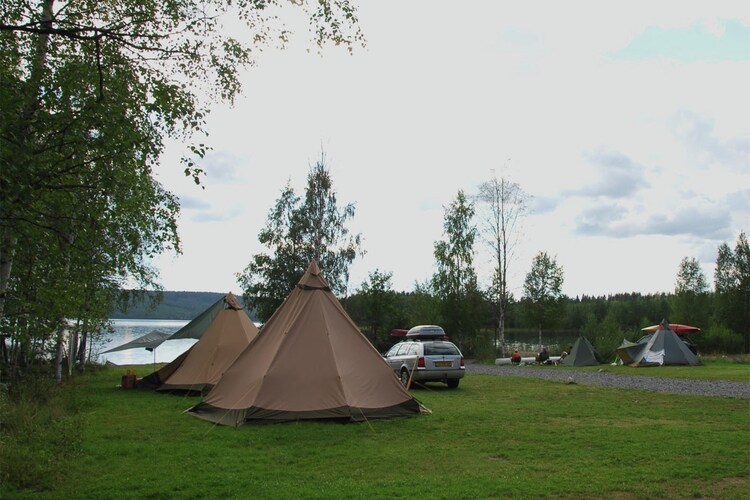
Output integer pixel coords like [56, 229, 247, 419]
[102, 330, 172, 353]
[166, 295, 226, 340]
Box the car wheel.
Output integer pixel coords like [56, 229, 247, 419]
[400, 369, 410, 387]
[446, 379, 459, 388]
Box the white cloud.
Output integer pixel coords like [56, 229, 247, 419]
[151, 0, 750, 298]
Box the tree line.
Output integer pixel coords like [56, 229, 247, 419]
[343, 236, 749, 361]
[238, 161, 748, 360]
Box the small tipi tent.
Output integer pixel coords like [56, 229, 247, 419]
[629, 319, 701, 367]
[562, 336, 604, 366]
[139, 293, 259, 393]
[188, 261, 425, 425]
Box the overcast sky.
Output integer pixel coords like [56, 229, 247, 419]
[151, 1, 750, 299]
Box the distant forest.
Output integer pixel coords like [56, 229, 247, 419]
[112, 286, 747, 358]
[112, 291, 259, 321]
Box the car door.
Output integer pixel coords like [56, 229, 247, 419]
[384, 343, 405, 373]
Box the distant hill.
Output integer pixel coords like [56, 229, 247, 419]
[112, 291, 258, 321]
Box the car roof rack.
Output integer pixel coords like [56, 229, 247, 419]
[405, 325, 449, 340]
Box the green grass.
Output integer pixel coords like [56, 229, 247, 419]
[3, 363, 749, 499]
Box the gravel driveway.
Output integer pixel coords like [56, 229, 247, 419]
[465, 361, 750, 399]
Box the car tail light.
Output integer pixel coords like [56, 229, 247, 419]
[460, 356, 465, 368]
[417, 356, 425, 368]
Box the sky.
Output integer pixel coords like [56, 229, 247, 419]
[151, 0, 750, 299]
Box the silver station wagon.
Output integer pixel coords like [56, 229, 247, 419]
[383, 325, 465, 388]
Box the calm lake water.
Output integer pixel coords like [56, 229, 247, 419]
[94, 319, 194, 366]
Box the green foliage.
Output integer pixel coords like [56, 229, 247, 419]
[404, 280, 443, 326]
[465, 327, 497, 362]
[355, 269, 398, 347]
[713, 232, 750, 352]
[0, 377, 84, 492]
[344, 286, 747, 356]
[432, 190, 482, 347]
[672, 256, 711, 327]
[675, 256, 709, 294]
[579, 312, 630, 361]
[521, 251, 565, 330]
[0, 0, 364, 381]
[701, 324, 745, 354]
[237, 155, 363, 321]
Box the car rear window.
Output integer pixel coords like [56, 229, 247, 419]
[423, 343, 460, 356]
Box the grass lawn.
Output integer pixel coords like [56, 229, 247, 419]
[3, 362, 749, 499]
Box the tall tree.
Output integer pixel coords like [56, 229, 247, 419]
[432, 190, 481, 348]
[357, 269, 397, 347]
[672, 256, 710, 327]
[475, 172, 529, 352]
[238, 155, 363, 321]
[714, 231, 750, 352]
[521, 251, 565, 342]
[0, 1, 363, 379]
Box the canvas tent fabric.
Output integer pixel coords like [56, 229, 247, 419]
[188, 261, 425, 425]
[615, 339, 643, 365]
[561, 336, 604, 366]
[625, 320, 701, 367]
[139, 293, 259, 393]
[102, 330, 171, 353]
[166, 294, 227, 340]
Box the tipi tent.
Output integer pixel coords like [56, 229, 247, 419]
[625, 320, 701, 367]
[561, 336, 604, 366]
[139, 293, 259, 393]
[188, 261, 425, 425]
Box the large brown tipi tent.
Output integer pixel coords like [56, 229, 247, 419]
[139, 293, 259, 394]
[188, 261, 425, 425]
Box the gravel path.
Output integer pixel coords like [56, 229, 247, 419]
[466, 361, 750, 399]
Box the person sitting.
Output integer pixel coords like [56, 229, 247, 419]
[510, 350, 522, 365]
[536, 346, 550, 364]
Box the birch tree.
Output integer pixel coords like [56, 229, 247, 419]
[238, 155, 363, 321]
[475, 173, 528, 353]
[0, 0, 364, 380]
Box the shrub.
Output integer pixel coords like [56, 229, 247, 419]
[0, 376, 83, 493]
[700, 324, 744, 354]
[582, 314, 630, 362]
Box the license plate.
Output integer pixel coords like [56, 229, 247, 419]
[435, 360, 452, 367]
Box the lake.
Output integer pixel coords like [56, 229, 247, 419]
[94, 319, 195, 367]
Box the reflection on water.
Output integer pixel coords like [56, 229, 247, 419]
[95, 319, 195, 366]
